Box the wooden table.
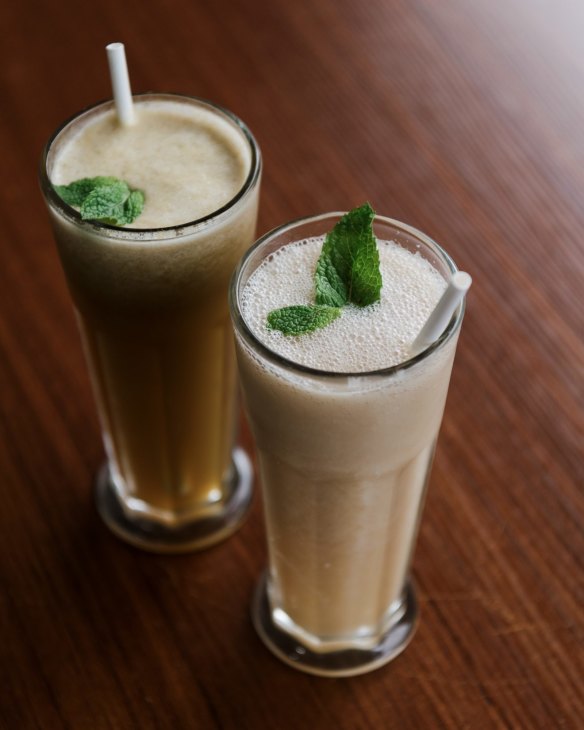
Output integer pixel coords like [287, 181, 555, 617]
[1, 0, 582, 727]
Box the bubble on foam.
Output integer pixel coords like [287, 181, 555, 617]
[241, 237, 448, 372]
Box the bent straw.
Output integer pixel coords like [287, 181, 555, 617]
[106, 42, 135, 125]
[410, 271, 472, 355]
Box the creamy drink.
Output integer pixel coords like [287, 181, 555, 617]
[230, 211, 464, 676]
[40, 94, 261, 551]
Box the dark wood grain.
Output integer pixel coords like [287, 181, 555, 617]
[0, 0, 582, 728]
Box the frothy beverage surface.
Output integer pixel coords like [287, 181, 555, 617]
[241, 237, 447, 371]
[52, 99, 250, 228]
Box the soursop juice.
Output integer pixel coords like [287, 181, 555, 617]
[230, 210, 464, 676]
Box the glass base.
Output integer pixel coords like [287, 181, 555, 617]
[95, 448, 253, 553]
[251, 572, 418, 677]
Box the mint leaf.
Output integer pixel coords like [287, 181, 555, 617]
[120, 189, 145, 225]
[54, 176, 145, 226]
[315, 202, 381, 307]
[80, 181, 130, 221]
[267, 305, 341, 336]
[54, 177, 120, 207]
[315, 253, 348, 307]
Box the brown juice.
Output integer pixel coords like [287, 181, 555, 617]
[44, 95, 260, 537]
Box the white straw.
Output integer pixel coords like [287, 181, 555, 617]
[410, 271, 472, 355]
[106, 42, 135, 125]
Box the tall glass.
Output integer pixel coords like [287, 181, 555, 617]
[40, 94, 261, 552]
[230, 213, 464, 676]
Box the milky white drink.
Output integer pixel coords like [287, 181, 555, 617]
[41, 95, 261, 551]
[230, 213, 463, 676]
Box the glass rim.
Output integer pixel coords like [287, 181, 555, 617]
[229, 212, 465, 378]
[39, 92, 262, 240]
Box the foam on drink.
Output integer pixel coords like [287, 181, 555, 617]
[241, 237, 447, 371]
[52, 99, 250, 228]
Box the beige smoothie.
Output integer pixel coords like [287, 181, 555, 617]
[233, 218, 461, 666]
[42, 95, 260, 547]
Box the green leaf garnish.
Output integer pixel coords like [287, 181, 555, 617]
[119, 190, 146, 225]
[266, 203, 381, 336]
[80, 180, 130, 221]
[315, 253, 348, 307]
[54, 176, 145, 226]
[267, 305, 342, 336]
[54, 177, 120, 207]
[316, 202, 381, 307]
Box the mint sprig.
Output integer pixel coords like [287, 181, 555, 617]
[54, 177, 145, 226]
[54, 177, 119, 207]
[267, 203, 381, 336]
